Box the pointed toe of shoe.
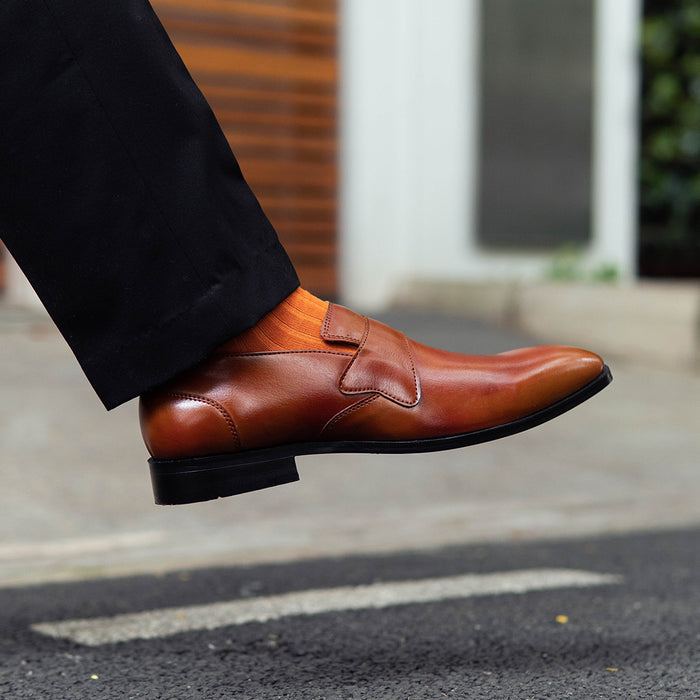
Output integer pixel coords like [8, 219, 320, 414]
[551, 345, 605, 390]
[509, 345, 607, 414]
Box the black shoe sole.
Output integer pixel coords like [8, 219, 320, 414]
[149, 365, 613, 504]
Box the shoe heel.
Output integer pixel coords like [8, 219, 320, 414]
[148, 453, 299, 505]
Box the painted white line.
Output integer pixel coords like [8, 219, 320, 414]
[32, 568, 622, 646]
[0, 531, 165, 561]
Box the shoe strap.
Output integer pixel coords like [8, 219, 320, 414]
[323, 303, 421, 407]
[321, 303, 365, 344]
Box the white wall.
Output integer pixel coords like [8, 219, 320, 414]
[592, 0, 642, 280]
[340, 0, 479, 309]
[340, 0, 642, 310]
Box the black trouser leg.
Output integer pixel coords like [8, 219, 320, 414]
[0, 0, 299, 409]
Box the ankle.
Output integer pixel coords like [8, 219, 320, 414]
[222, 288, 333, 353]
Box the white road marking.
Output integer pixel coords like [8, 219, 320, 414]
[32, 568, 622, 646]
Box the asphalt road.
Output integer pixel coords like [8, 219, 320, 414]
[1, 527, 698, 699]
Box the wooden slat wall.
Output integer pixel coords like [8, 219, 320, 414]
[153, 0, 338, 298]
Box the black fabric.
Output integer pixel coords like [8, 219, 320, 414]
[0, 0, 300, 409]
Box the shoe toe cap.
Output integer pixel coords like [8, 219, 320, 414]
[514, 345, 606, 410]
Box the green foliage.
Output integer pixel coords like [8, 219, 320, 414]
[547, 244, 586, 281]
[591, 263, 620, 283]
[640, 0, 700, 246]
[545, 244, 619, 283]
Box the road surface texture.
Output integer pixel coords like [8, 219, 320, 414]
[0, 528, 698, 698]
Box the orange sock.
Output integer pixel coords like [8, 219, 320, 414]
[222, 288, 338, 353]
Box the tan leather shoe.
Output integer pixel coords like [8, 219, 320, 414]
[140, 304, 611, 504]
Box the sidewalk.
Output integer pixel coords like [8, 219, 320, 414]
[0, 304, 698, 587]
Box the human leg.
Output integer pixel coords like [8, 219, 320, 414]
[0, 0, 299, 409]
[0, 0, 612, 506]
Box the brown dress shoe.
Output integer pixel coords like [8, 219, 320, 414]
[140, 304, 611, 504]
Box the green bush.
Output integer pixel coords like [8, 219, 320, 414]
[640, 0, 700, 249]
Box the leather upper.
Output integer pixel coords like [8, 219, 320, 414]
[140, 303, 604, 459]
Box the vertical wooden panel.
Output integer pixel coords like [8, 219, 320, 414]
[153, 0, 339, 297]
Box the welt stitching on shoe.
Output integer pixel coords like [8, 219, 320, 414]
[321, 303, 334, 336]
[217, 350, 354, 358]
[343, 382, 415, 406]
[168, 392, 240, 449]
[403, 334, 420, 402]
[322, 395, 380, 434]
[326, 332, 363, 342]
[321, 304, 364, 342]
[338, 316, 370, 389]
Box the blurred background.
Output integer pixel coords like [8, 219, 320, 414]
[3, 0, 699, 369]
[0, 0, 698, 585]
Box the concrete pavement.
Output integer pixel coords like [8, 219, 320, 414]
[0, 304, 698, 587]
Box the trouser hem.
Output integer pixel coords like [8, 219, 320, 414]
[82, 238, 300, 410]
